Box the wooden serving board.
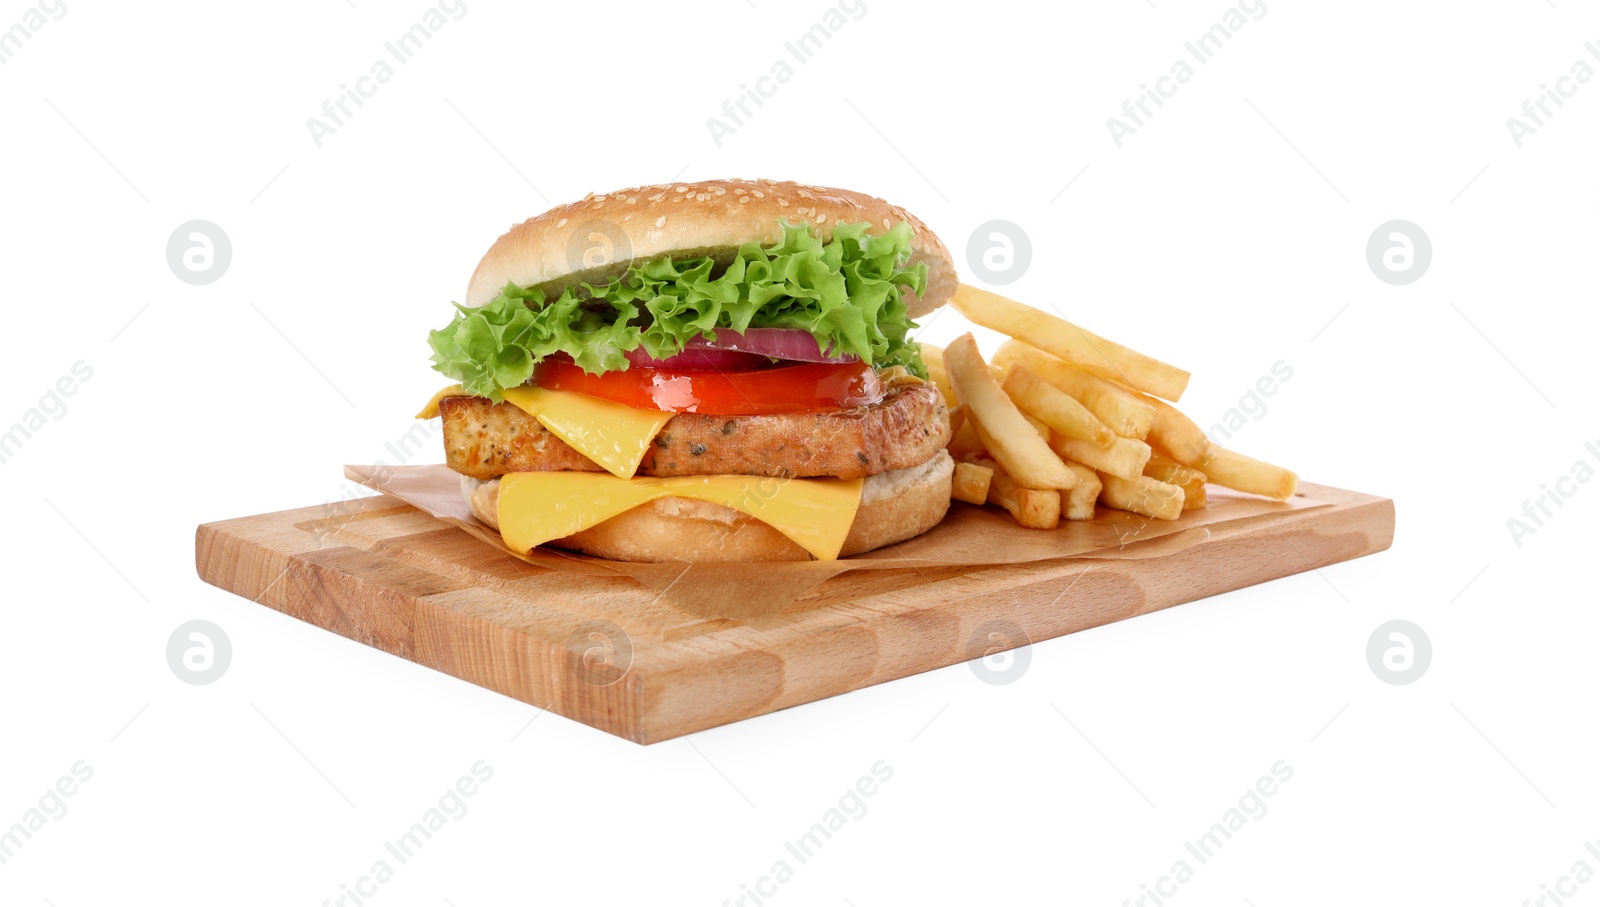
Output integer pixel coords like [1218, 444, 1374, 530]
[195, 483, 1392, 744]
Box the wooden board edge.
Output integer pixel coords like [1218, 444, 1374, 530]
[195, 521, 657, 744]
[632, 493, 1395, 743]
[194, 488, 1396, 746]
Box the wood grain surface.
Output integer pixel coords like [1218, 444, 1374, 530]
[195, 483, 1394, 744]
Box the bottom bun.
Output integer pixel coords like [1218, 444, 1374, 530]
[464, 451, 953, 562]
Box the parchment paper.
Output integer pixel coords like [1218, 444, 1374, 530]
[345, 464, 1327, 620]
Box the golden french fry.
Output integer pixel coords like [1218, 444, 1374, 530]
[961, 453, 1060, 529]
[923, 342, 1000, 394]
[1204, 447, 1299, 500]
[1099, 473, 1184, 521]
[1142, 395, 1216, 467]
[951, 285, 1191, 401]
[1003, 366, 1116, 446]
[951, 460, 994, 505]
[945, 334, 1079, 490]
[973, 420, 1077, 490]
[993, 341, 1154, 440]
[1062, 461, 1102, 521]
[948, 416, 985, 456]
[924, 359, 957, 408]
[993, 474, 1061, 529]
[1020, 410, 1049, 440]
[1050, 432, 1152, 481]
[1145, 452, 1208, 510]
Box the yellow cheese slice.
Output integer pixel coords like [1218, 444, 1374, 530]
[415, 384, 465, 419]
[417, 383, 673, 478]
[498, 472, 864, 561]
[501, 385, 674, 480]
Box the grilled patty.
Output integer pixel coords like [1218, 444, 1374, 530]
[441, 383, 949, 480]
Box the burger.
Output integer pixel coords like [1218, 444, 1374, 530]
[415, 178, 957, 562]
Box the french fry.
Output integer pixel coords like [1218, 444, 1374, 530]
[1099, 473, 1184, 521]
[924, 361, 957, 408]
[961, 453, 1061, 529]
[948, 416, 985, 456]
[920, 346, 959, 408]
[951, 285, 1191, 401]
[1143, 395, 1217, 467]
[921, 342, 1001, 395]
[945, 334, 1078, 490]
[1020, 410, 1050, 440]
[1050, 432, 1152, 481]
[992, 472, 1062, 529]
[1204, 448, 1299, 500]
[1144, 452, 1208, 511]
[973, 419, 1077, 490]
[993, 341, 1154, 440]
[1003, 366, 1116, 446]
[1062, 461, 1102, 521]
[951, 461, 994, 505]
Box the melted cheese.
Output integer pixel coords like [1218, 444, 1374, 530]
[497, 472, 863, 561]
[416, 383, 674, 479]
[501, 385, 674, 480]
[415, 384, 465, 420]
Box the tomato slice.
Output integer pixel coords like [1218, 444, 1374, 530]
[533, 359, 884, 415]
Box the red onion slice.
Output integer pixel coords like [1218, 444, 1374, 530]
[685, 328, 857, 363]
[622, 347, 768, 370]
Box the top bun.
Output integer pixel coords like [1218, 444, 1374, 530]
[465, 178, 955, 319]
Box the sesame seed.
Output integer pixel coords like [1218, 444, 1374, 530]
[816, 213, 827, 223]
[592, 201, 605, 208]
[713, 187, 726, 196]
[776, 198, 788, 207]
[655, 215, 666, 227]
[752, 190, 765, 199]
[649, 193, 665, 202]
[556, 218, 569, 228]
[882, 218, 891, 229]
[626, 196, 637, 204]
[696, 192, 709, 201]
[797, 189, 813, 199]
[675, 186, 687, 193]
[738, 196, 751, 205]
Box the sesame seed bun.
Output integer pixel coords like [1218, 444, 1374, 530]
[463, 450, 954, 563]
[464, 178, 955, 319]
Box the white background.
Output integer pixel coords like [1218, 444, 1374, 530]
[3, 1, 1597, 904]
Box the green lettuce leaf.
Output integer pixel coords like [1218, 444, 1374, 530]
[427, 219, 929, 401]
